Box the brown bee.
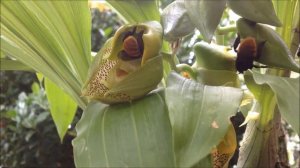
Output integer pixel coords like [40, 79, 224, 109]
[118, 27, 144, 61]
[234, 35, 267, 73]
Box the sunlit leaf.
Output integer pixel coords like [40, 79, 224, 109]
[1, 1, 90, 108]
[31, 82, 40, 95]
[228, 0, 281, 26]
[184, 0, 226, 42]
[72, 91, 176, 167]
[273, 0, 299, 49]
[106, 0, 160, 23]
[45, 78, 78, 141]
[0, 58, 34, 71]
[165, 73, 243, 167]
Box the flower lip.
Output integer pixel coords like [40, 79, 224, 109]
[118, 26, 144, 61]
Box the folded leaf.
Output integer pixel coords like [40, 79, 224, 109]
[228, 0, 282, 26]
[247, 71, 300, 134]
[184, 0, 226, 42]
[165, 73, 243, 167]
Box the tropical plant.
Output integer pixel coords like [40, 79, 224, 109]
[1, 0, 299, 167]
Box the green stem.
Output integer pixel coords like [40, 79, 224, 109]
[215, 34, 224, 45]
[216, 25, 237, 35]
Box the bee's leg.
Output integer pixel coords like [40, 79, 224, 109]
[233, 34, 240, 52]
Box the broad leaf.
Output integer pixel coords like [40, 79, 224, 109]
[237, 18, 300, 73]
[165, 73, 243, 167]
[0, 58, 34, 71]
[273, 0, 299, 49]
[106, 0, 160, 23]
[228, 0, 281, 27]
[161, 1, 195, 42]
[72, 91, 176, 167]
[247, 71, 300, 134]
[45, 78, 78, 141]
[195, 69, 240, 87]
[1, 1, 90, 108]
[185, 0, 226, 42]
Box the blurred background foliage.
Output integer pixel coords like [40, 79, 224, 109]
[0, 1, 299, 167]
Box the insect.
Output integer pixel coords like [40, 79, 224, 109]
[118, 26, 144, 61]
[233, 35, 267, 73]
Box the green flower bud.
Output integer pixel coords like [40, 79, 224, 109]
[82, 21, 163, 104]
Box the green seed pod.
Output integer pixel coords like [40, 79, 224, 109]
[82, 21, 163, 104]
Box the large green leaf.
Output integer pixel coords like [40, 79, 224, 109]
[195, 69, 240, 87]
[0, 1, 90, 108]
[0, 58, 34, 71]
[246, 71, 300, 134]
[72, 91, 176, 167]
[184, 0, 226, 42]
[228, 0, 281, 27]
[273, 0, 299, 47]
[106, 0, 160, 23]
[45, 78, 78, 141]
[165, 73, 243, 167]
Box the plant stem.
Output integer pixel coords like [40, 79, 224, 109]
[216, 25, 237, 35]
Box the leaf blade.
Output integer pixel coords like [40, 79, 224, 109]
[45, 78, 78, 141]
[166, 73, 243, 167]
[72, 91, 176, 167]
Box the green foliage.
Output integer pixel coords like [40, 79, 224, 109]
[45, 78, 78, 141]
[106, 0, 160, 23]
[1, 1, 91, 109]
[245, 71, 300, 134]
[0, 88, 75, 167]
[1, 0, 299, 167]
[165, 73, 243, 167]
[73, 91, 175, 167]
[237, 18, 300, 72]
[227, 0, 282, 26]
